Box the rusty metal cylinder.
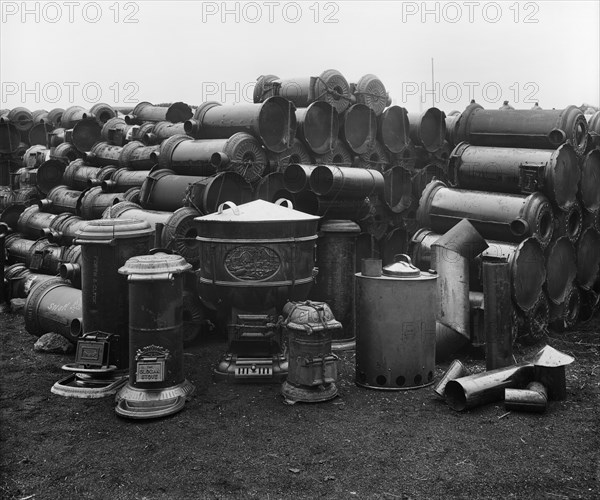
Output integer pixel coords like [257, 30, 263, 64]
[378, 106, 410, 155]
[312, 220, 360, 350]
[282, 164, 317, 193]
[480, 238, 546, 312]
[4, 234, 38, 266]
[295, 101, 339, 155]
[139, 169, 251, 213]
[4, 263, 61, 299]
[85, 142, 123, 167]
[142, 121, 187, 144]
[314, 141, 353, 167]
[456, 103, 588, 155]
[577, 227, 600, 290]
[75, 219, 153, 369]
[77, 186, 124, 220]
[339, 104, 377, 155]
[72, 118, 102, 154]
[0, 122, 22, 154]
[579, 148, 600, 213]
[254, 70, 352, 114]
[64, 159, 104, 190]
[60, 106, 88, 129]
[44, 213, 88, 245]
[186, 96, 296, 153]
[408, 108, 446, 153]
[383, 166, 414, 214]
[17, 205, 59, 240]
[309, 165, 384, 198]
[449, 143, 580, 211]
[101, 117, 139, 146]
[267, 138, 312, 172]
[158, 133, 267, 181]
[102, 168, 149, 192]
[118, 141, 159, 170]
[355, 256, 438, 390]
[352, 74, 389, 116]
[125, 101, 193, 125]
[35, 160, 66, 195]
[24, 277, 83, 341]
[87, 103, 118, 125]
[483, 259, 514, 370]
[293, 191, 371, 220]
[445, 362, 534, 411]
[544, 236, 576, 305]
[356, 141, 390, 171]
[1, 107, 33, 132]
[115, 252, 194, 419]
[103, 202, 201, 266]
[417, 180, 554, 247]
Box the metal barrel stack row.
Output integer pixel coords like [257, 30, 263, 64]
[1, 70, 599, 355]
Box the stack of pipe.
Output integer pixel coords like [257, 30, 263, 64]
[414, 102, 599, 352]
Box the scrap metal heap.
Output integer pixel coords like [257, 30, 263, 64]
[1, 69, 598, 416]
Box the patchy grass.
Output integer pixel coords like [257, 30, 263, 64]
[1, 311, 599, 500]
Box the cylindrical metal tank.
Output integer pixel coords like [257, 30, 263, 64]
[355, 256, 437, 390]
[312, 220, 360, 350]
[71, 118, 102, 154]
[479, 238, 546, 312]
[356, 141, 390, 171]
[44, 213, 88, 245]
[194, 199, 320, 312]
[77, 187, 124, 220]
[579, 148, 600, 214]
[118, 141, 160, 170]
[266, 138, 312, 172]
[544, 236, 576, 305]
[124, 101, 193, 125]
[141, 121, 188, 145]
[553, 201, 582, 243]
[577, 227, 600, 290]
[24, 277, 83, 341]
[60, 106, 88, 129]
[339, 104, 377, 155]
[408, 108, 446, 153]
[139, 169, 252, 214]
[253, 70, 352, 114]
[309, 165, 384, 198]
[102, 168, 149, 192]
[448, 142, 580, 211]
[84, 142, 123, 167]
[4, 263, 62, 299]
[455, 103, 588, 155]
[295, 101, 339, 155]
[17, 205, 59, 240]
[378, 106, 410, 155]
[417, 180, 554, 247]
[186, 96, 296, 153]
[282, 164, 317, 193]
[75, 219, 153, 369]
[115, 252, 194, 419]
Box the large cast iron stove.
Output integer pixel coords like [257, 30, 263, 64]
[194, 199, 320, 382]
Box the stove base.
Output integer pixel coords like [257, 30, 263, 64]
[281, 380, 338, 404]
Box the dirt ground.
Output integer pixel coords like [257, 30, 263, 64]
[0, 310, 598, 500]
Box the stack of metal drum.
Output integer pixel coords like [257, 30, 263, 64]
[1, 70, 599, 415]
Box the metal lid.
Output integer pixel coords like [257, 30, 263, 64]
[531, 345, 574, 367]
[382, 254, 421, 278]
[119, 252, 191, 276]
[282, 300, 342, 333]
[195, 199, 320, 223]
[75, 219, 153, 241]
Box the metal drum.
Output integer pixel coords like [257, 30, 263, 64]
[115, 252, 194, 419]
[195, 199, 319, 312]
[24, 277, 83, 341]
[312, 220, 360, 350]
[355, 255, 437, 390]
[74, 219, 153, 370]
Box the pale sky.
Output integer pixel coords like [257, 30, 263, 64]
[1, 0, 599, 114]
